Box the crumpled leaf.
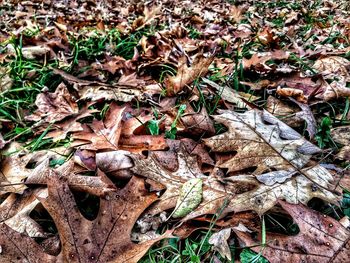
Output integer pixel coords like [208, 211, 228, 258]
[164, 55, 213, 95]
[204, 109, 320, 175]
[235, 201, 350, 263]
[0, 174, 172, 262]
[208, 228, 232, 261]
[173, 178, 203, 218]
[25, 82, 79, 123]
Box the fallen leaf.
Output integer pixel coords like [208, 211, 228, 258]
[0, 174, 172, 262]
[173, 178, 203, 218]
[96, 150, 133, 173]
[164, 55, 213, 95]
[313, 56, 350, 82]
[204, 109, 320, 174]
[331, 126, 350, 161]
[0, 188, 47, 237]
[208, 228, 232, 261]
[25, 82, 79, 123]
[235, 201, 350, 263]
[6, 43, 51, 59]
[0, 67, 12, 92]
[26, 160, 116, 197]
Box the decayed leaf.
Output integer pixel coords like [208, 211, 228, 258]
[204, 109, 320, 175]
[25, 82, 79, 123]
[0, 188, 47, 238]
[164, 55, 213, 95]
[0, 174, 172, 262]
[235, 201, 350, 263]
[173, 178, 203, 218]
[208, 228, 232, 261]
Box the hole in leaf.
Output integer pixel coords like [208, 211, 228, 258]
[265, 209, 300, 236]
[71, 190, 100, 221]
[308, 198, 342, 220]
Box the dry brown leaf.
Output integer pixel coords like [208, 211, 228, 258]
[0, 67, 12, 92]
[204, 109, 320, 174]
[131, 147, 238, 219]
[0, 174, 172, 262]
[96, 150, 133, 173]
[331, 126, 350, 161]
[208, 228, 232, 261]
[313, 56, 350, 81]
[25, 82, 78, 123]
[180, 104, 215, 137]
[26, 160, 116, 197]
[268, 95, 317, 138]
[52, 68, 155, 102]
[6, 43, 51, 59]
[72, 103, 125, 150]
[0, 188, 47, 238]
[243, 50, 289, 72]
[235, 201, 350, 263]
[164, 55, 213, 95]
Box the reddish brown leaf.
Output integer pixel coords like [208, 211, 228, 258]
[235, 201, 350, 263]
[0, 174, 172, 262]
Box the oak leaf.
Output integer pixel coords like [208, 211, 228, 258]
[204, 109, 320, 175]
[0, 173, 171, 262]
[0, 188, 47, 238]
[235, 201, 350, 263]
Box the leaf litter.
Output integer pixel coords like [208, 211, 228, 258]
[0, 0, 350, 262]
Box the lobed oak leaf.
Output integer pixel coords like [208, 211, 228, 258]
[0, 173, 172, 262]
[204, 109, 320, 175]
[235, 201, 350, 263]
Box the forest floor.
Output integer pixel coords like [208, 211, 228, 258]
[1, 0, 350, 262]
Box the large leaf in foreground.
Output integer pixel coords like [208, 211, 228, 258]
[0, 173, 171, 262]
